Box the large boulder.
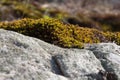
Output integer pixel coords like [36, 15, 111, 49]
[0, 29, 120, 80]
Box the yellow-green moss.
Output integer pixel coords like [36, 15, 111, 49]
[0, 18, 120, 48]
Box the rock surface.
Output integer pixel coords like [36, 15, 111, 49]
[85, 43, 120, 80]
[55, 49, 104, 80]
[0, 29, 120, 80]
[0, 29, 68, 80]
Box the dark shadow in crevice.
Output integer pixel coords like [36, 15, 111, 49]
[50, 56, 65, 76]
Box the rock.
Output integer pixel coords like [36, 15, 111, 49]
[85, 43, 120, 80]
[98, 70, 118, 80]
[0, 29, 120, 80]
[54, 49, 104, 80]
[0, 29, 68, 80]
[32, 71, 68, 80]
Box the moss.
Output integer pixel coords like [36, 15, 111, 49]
[1, 0, 120, 33]
[107, 32, 120, 45]
[0, 18, 120, 48]
[115, 32, 120, 45]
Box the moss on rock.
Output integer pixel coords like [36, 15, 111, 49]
[0, 18, 120, 48]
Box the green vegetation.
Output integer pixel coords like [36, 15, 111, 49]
[0, 0, 120, 32]
[0, 18, 120, 48]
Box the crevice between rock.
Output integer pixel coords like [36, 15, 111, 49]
[91, 51, 118, 80]
[50, 56, 65, 76]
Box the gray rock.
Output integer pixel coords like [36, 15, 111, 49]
[85, 43, 120, 80]
[54, 49, 104, 80]
[0, 29, 68, 80]
[0, 29, 120, 80]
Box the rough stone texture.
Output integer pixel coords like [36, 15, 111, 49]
[55, 49, 104, 80]
[0, 29, 68, 80]
[85, 43, 120, 80]
[0, 29, 120, 80]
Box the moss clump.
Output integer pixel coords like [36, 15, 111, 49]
[105, 32, 120, 45]
[0, 18, 120, 48]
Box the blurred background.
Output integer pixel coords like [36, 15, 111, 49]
[0, 0, 120, 31]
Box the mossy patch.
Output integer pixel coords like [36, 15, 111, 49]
[0, 18, 120, 48]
